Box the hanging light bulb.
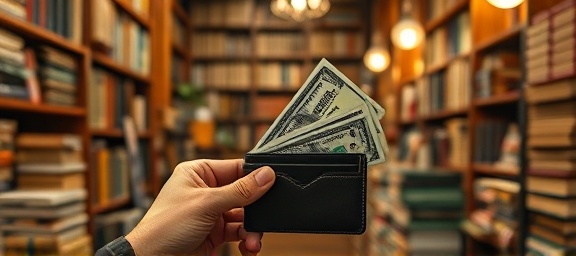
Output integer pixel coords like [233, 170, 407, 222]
[391, 0, 424, 50]
[364, 31, 390, 73]
[487, 0, 524, 9]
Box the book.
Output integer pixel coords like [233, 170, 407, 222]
[16, 133, 82, 150]
[528, 100, 576, 120]
[5, 235, 91, 256]
[16, 148, 82, 164]
[0, 213, 88, 233]
[0, 202, 86, 218]
[525, 78, 576, 103]
[530, 224, 576, 246]
[530, 160, 576, 171]
[18, 172, 85, 190]
[531, 212, 576, 235]
[527, 193, 576, 218]
[527, 176, 576, 197]
[4, 225, 86, 249]
[0, 189, 86, 207]
[16, 162, 86, 174]
[529, 148, 576, 161]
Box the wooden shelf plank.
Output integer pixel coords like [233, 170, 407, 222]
[473, 163, 519, 177]
[258, 55, 307, 61]
[312, 22, 363, 30]
[256, 23, 304, 31]
[0, 97, 85, 116]
[473, 91, 520, 107]
[0, 14, 86, 55]
[425, 52, 470, 74]
[425, 0, 470, 32]
[111, 0, 150, 28]
[194, 56, 252, 62]
[257, 87, 300, 94]
[91, 129, 151, 138]
[91, 197, 131, 214]
[422, 107, 468, 121]
[313, 55, 363, 61]
[473, 24, 524, 53]
[92, 54, 150, 83]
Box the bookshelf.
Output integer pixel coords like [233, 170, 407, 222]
[180, 0, 369, 159]
[387, 0, 528, 254]
[0, 0, 158, 253]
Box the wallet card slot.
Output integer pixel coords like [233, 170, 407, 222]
[245, 164, 360, 185]
[244, 170, 366, 234]
[276, 172, 361, 189]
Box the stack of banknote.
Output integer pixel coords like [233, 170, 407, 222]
[250, 58, 388, 165]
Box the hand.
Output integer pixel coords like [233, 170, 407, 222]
[125, 159, 276, 256]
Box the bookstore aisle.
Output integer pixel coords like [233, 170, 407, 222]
[0, 0, 574, 255]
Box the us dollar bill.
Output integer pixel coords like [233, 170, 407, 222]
[253, 58, 385, 150]
[255, 105, 385, 165]
[258, 109, 385, 165]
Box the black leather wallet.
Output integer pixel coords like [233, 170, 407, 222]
[243, 153, 367, 234]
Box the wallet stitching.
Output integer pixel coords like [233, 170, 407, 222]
[277, 174, 360, 189]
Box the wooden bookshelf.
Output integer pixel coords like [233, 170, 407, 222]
[110, 0, 150, 28]
[388, 0, 528, 255]
[90, 129, 152, 139]
[0, 98, 86, 116]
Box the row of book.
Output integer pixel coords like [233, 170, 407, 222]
[0, 119, 17, 192]
[256, 62, 303, 90]
[0, 28, 79, 106]
[192, 32, 251, 58]
[524, 2, 576, 254]
[191, 0, 253, 27]
[417, 58, 472, 117]
[310, 31, 364, 57]
[425, 118, 470, 169]
[88, 67, 148, 132]
[526, 0, 576, 84]
[426, 0, 465, 22]
[0, 132, 90, 255]
[255, 33, 306, 57]
[89, 140, 131, 207]
[91, 0, 151, 76]
[0, 0, 83, 45]
[215, 124, 251, 152]
[206, 92, 250, 120]
[425, 11, 471, 68]
[191, 62, 251, 89]
[368, 166, 464, 255]
[172, 15, 186, 49]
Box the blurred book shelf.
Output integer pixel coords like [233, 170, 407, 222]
[152, 0, 370, 165]
[524, 0, 576, 255]
[0, 0, 156, 254]
[378, 0, 528, 255]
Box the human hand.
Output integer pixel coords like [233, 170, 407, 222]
[125, 159, 276, 256]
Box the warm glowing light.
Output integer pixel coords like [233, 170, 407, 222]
[291, 0, 307, 11]
[363, 46, 390, 73]
[487, 0, 524, 9]
[391, 19, 424, 50]
[308, 0, 322, 9]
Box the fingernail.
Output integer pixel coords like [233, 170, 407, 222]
[255, 167, 274, 187]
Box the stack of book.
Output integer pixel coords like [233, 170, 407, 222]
[370, 167, 464, 255]
[0, 119, 17, 192]
[526, 0, 576, 84]
[15, 133, 86, 190]
[36, 46, 78, 107]
[0, 189, 91, 255]
[461, 178, 519, 251]
[0, 0, 25, 19]
[0, 28, 30, 100]
[524, 1, 576, 254]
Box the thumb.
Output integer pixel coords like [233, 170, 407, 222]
[212, 166, 275, 211]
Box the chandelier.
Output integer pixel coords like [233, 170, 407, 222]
[271, 0, 331, 22]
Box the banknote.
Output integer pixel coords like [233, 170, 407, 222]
[253, 58, 385, 150]
[249, 58, 388, 165]
[256, 109, 385, 165]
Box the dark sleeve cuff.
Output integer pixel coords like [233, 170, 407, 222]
[95, 236, 135, 256]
